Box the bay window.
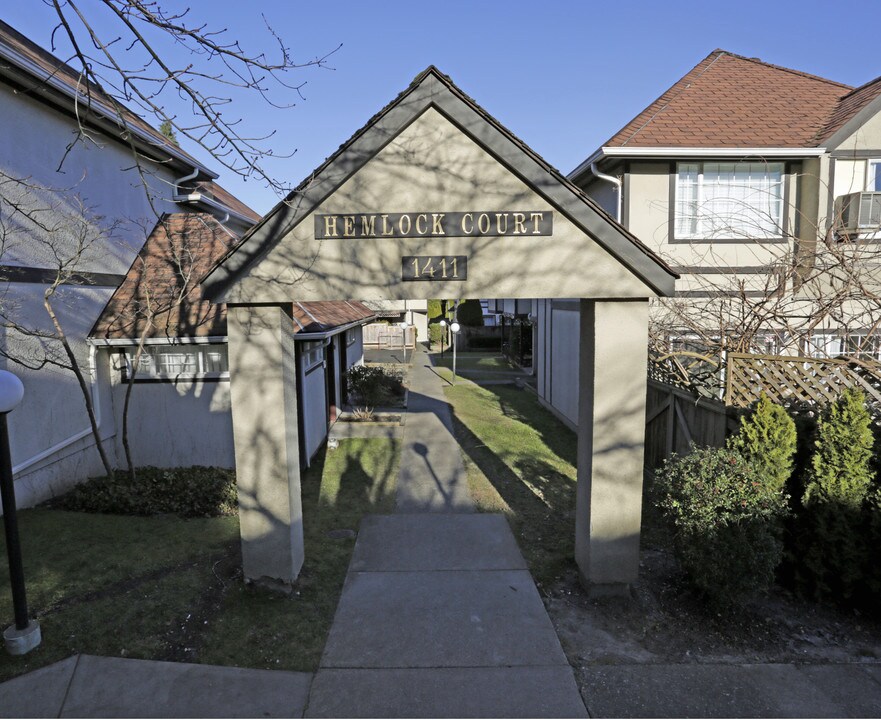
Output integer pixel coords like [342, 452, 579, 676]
[675, 162, 784, 240]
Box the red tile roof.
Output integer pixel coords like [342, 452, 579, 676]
[92, 213, 373, 340]
[604, 50, 854, 149]
[292, 301, 376, 334]
[818, 76, 881, 144]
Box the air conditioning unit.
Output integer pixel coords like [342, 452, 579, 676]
[835, 191, 881, 235]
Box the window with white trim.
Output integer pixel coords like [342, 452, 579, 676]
[120, 344, 228, 380]
[301, 341, 324, 372]
[675, 162, 784, 240]
[867, 160, 881, 192]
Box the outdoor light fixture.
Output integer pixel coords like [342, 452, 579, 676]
[439, 319, 448, 360]
[0, 370, 41, 656]
[399, 321, 410, 364]
[450, 321, 461, 382]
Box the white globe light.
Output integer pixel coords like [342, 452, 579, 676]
[450, 322, 461, 333]
[0, 371, 24, 413]
[399, 321, 408, 329]
[439, 319, 447, 327]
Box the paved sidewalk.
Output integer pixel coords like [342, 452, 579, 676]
[0, 654, 311, 718]
[395, 347, 473, 513]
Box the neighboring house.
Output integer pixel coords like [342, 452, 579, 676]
[361, 299, 428, 345]
[90, 213, 374, 470]
[0, 19, 244, 506]
[525, 50, 881, 427]
[0, 19, 371, 508]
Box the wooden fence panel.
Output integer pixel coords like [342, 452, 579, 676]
[645, 379, 738, 472]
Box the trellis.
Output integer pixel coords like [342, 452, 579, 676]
[724, 352, 881, 415]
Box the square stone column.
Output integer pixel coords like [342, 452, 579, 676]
[227, 304, 304, 586]
[576, 299, 649, 593]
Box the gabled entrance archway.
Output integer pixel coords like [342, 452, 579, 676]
[202, 67, 676, 593]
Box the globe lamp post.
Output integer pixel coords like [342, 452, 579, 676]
[0, 370, 40, 655]
[450, 321, 461, 383]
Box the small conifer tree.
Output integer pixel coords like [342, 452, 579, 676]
[728, 394, 796, 495]
[800, 387, 874, 599]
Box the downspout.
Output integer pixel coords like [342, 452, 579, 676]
[174, 166, 200, 197]
[590, 162, 622, 223]
[12, 344, 104, 475]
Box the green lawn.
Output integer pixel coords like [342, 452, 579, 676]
[442, 377, 578, 588]
[0, 438, 399, 681]
[431, 352, 514, 371]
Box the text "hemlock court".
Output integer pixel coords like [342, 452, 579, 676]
[314, 211, 553, 239]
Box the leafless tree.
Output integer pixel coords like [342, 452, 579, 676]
[649, 172, 881, 392]
[0, 168, 117, 475]
[47, 0, 338, 194]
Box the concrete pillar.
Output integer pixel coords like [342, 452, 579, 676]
[227, 304, 304, 587]
[576, 299, 649, 593]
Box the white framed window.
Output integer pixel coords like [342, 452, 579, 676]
[867, 160, 881, 192]
[675, 162, 785, 240]
[301, 340, 324, 372]
[120, 344, 229, 380]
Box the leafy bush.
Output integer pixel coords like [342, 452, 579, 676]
[797, 388, 874, 599]
[346, 365, 403, 407]
[654, 446, 787, 605]
[457, 299, 484, 327]
[55, 466, 237, 518]
[728, 394, 797, 494]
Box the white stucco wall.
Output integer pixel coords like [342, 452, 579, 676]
[0, 82, 194, 506]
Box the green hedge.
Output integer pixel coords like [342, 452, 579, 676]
[55, 466, 237, 518]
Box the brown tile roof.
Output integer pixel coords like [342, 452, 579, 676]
[291, 301, 376, 334]
[817, 76, 881, 144]
[91, 213, 373, 340]
[0, 19, 210, 173]
[605, 50, 853, 148]
[91, 213, 235, 340]
[194, 181, 262, 223]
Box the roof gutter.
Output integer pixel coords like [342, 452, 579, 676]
[572, 146, 827, 179]
[174, 192, 255, 226]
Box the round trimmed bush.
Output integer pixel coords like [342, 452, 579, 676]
[655, 446, 787, 605]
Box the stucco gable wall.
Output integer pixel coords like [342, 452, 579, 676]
[221, 108, 657, 303]
[831, 106, 881, 153]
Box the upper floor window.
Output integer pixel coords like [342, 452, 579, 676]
[867, 160, 881, 192]
[675, 162, 784, 240]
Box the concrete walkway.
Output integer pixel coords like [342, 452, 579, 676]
[306, 346, 587, 717]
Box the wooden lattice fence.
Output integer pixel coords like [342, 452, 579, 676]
[725, 352, 881, 417]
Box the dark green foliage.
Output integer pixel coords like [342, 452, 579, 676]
[54, 466, 237, 518]
[728, 394, 797, 494]
[158, 119, 179, 146]
[428, 299, 450, 345]
[346, 365, 403, 407]
[797, 388, 874, 599]
[655, 446, 787, 605]
[457, 299, 484, 327]
[467, 336, 502, 350]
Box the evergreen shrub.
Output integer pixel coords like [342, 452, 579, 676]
[56, 466, 237, 518]
[798, 387, 874, 599]
[346, 365, 403, 407]
[655, 446, 787, 605]
[728, 394, 797, 494]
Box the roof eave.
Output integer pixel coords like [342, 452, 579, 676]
[0, 42, 217, 179]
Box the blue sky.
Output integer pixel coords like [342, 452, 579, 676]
[5, 1, 881, 214]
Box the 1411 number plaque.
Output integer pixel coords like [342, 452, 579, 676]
[401, 255, 467, 281]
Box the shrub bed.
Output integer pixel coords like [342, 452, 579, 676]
[654, 446, 787, 606]
[54, 466, 237, 518]
[346, 365, 404, 407]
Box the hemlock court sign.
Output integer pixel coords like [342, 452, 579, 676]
[314, 211, 553, 239]
[201, 66, 677, 595]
